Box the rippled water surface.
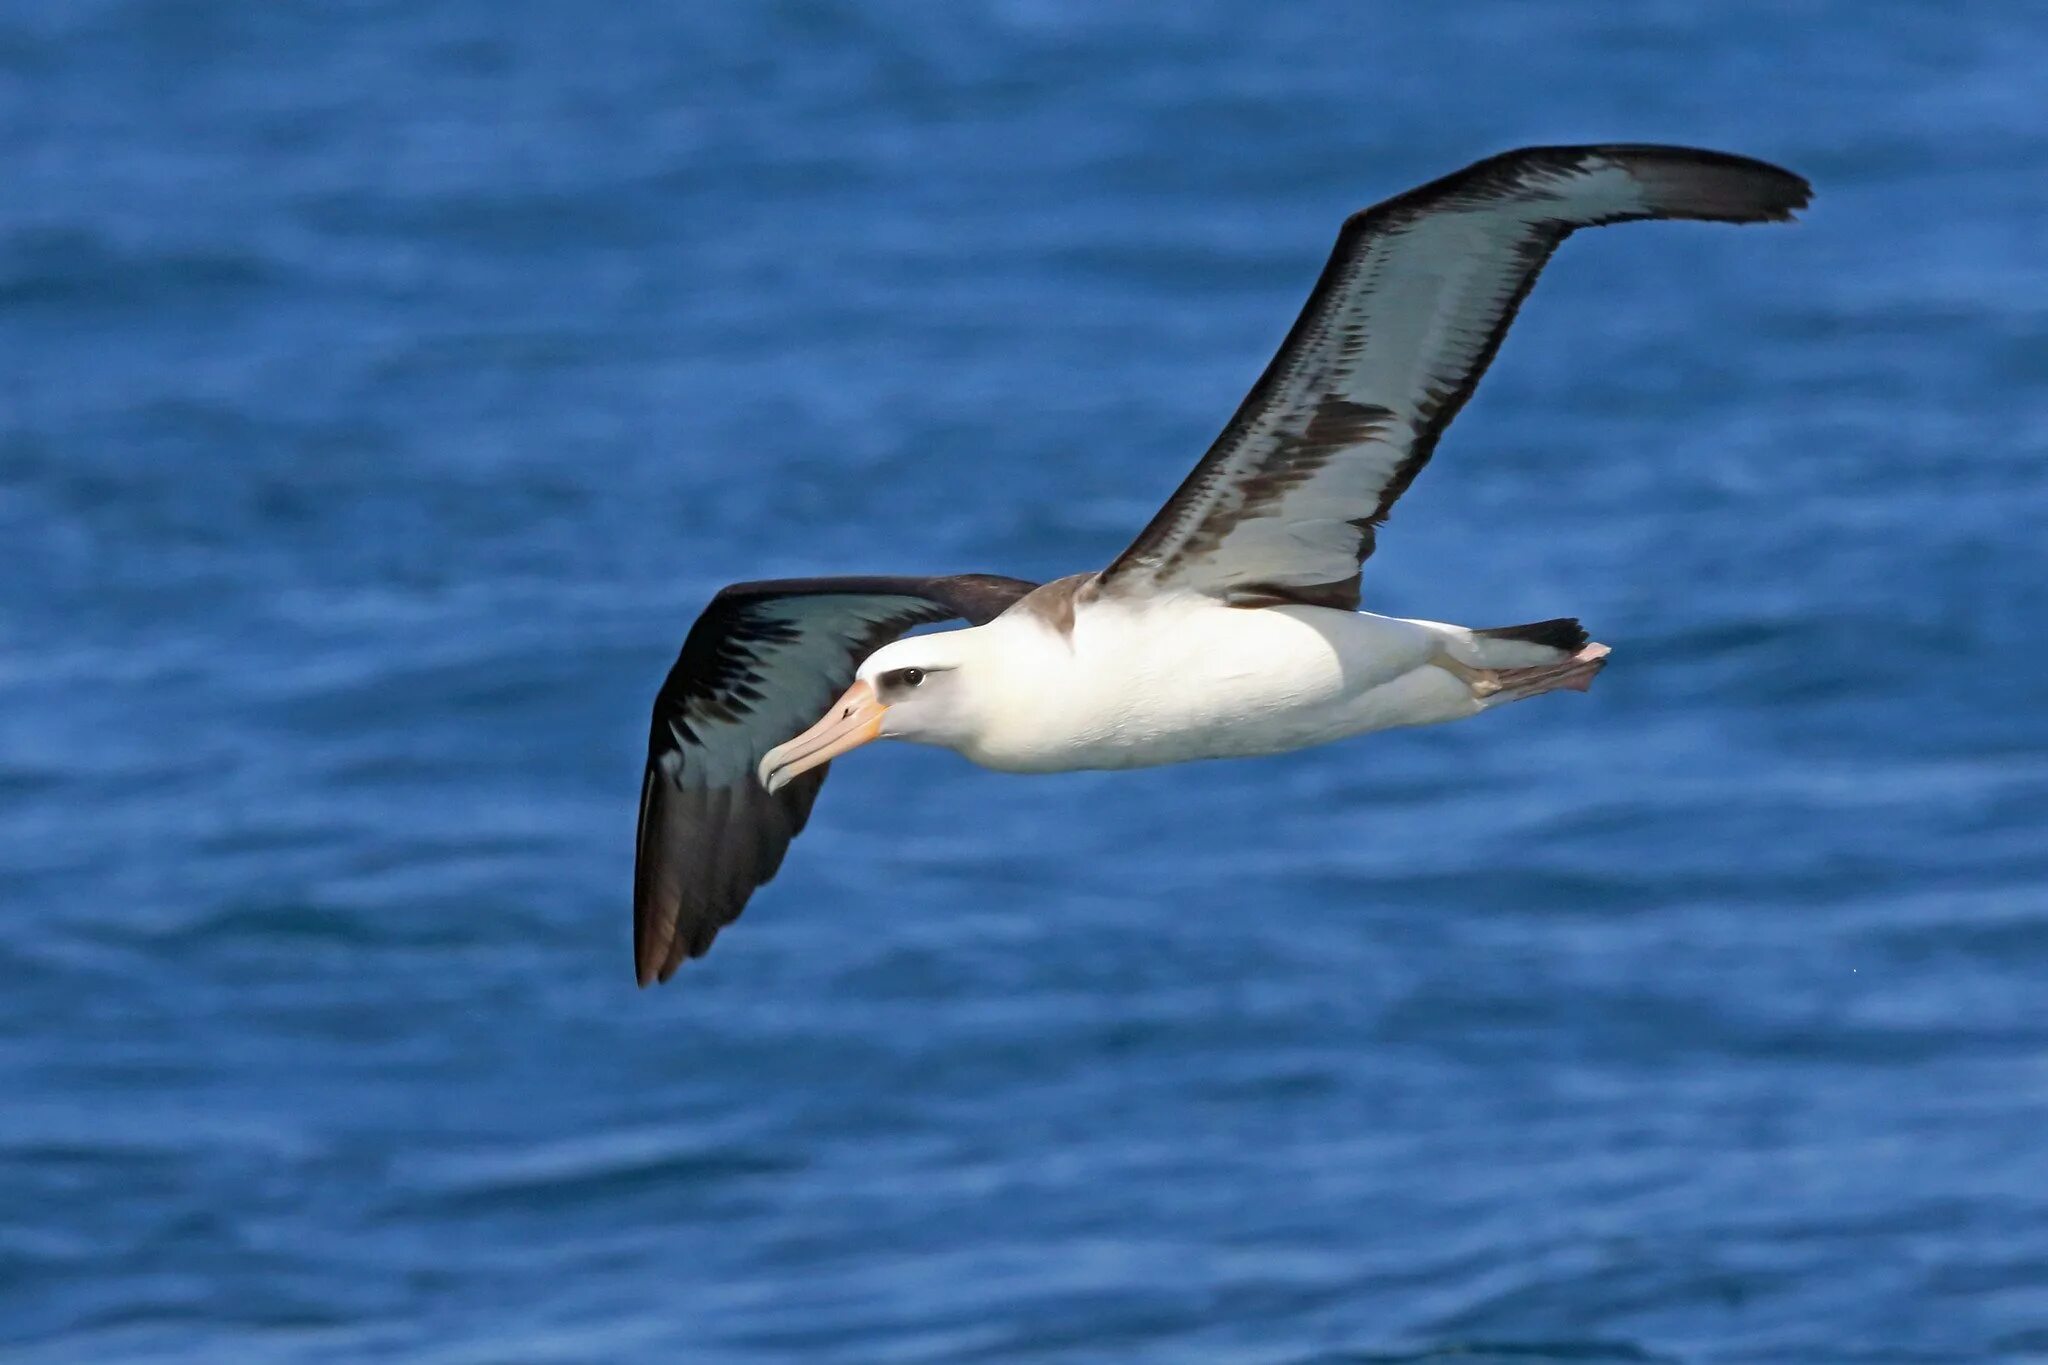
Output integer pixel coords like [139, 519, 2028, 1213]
[5, 3, 2047, 1361]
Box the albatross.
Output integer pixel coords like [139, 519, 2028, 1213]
[635, 143, 1810, 983]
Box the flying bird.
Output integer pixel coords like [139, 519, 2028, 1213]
[634, 143, 1810, 983]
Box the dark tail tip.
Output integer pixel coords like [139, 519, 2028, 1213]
[1475, 617, 1590, 653]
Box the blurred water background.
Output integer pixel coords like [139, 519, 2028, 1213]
[4, 3, 2047, 1361]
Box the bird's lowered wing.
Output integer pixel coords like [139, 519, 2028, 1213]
[635, 573, 1037, 983]
[1096, 144, 1811, 608]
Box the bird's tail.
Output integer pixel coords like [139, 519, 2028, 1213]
[1465, 618, 1609, 703]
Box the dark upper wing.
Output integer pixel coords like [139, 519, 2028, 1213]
[1097, 144, 1811, 608]
[634, 573, 1036, 984]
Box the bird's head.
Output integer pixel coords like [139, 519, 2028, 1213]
[757, 628, 991, 792]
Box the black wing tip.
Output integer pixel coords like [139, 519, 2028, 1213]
[632, 885, 729, 987]
[633, 760, 828, 988]
[1376, 143, 1812, 229]
[632, 891, 686, 987]
[1539, 142, 1812, 222]
[632, 924, 702, 987]
[1600, 144, 1811, 223]
[634, 751, 744, 987]
[631, 890, 697, 987]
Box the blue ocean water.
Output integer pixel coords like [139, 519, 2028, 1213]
[5, 2, 2048, 1360]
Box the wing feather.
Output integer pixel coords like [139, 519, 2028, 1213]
[1099, 144, 1811, 606]
[634, 574, 1036, 983]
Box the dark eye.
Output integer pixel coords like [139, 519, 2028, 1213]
[899, 667, 925, 688]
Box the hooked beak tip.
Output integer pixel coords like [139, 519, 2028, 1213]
[755, 680, 886, 794]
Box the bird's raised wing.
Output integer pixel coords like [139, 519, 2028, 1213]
[1097, 144, 1810, 608]
[635, 573, 1036, 983]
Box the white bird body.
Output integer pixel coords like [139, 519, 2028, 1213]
[911, 597, 1470, 773]
[631, 143, 1808, 980]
